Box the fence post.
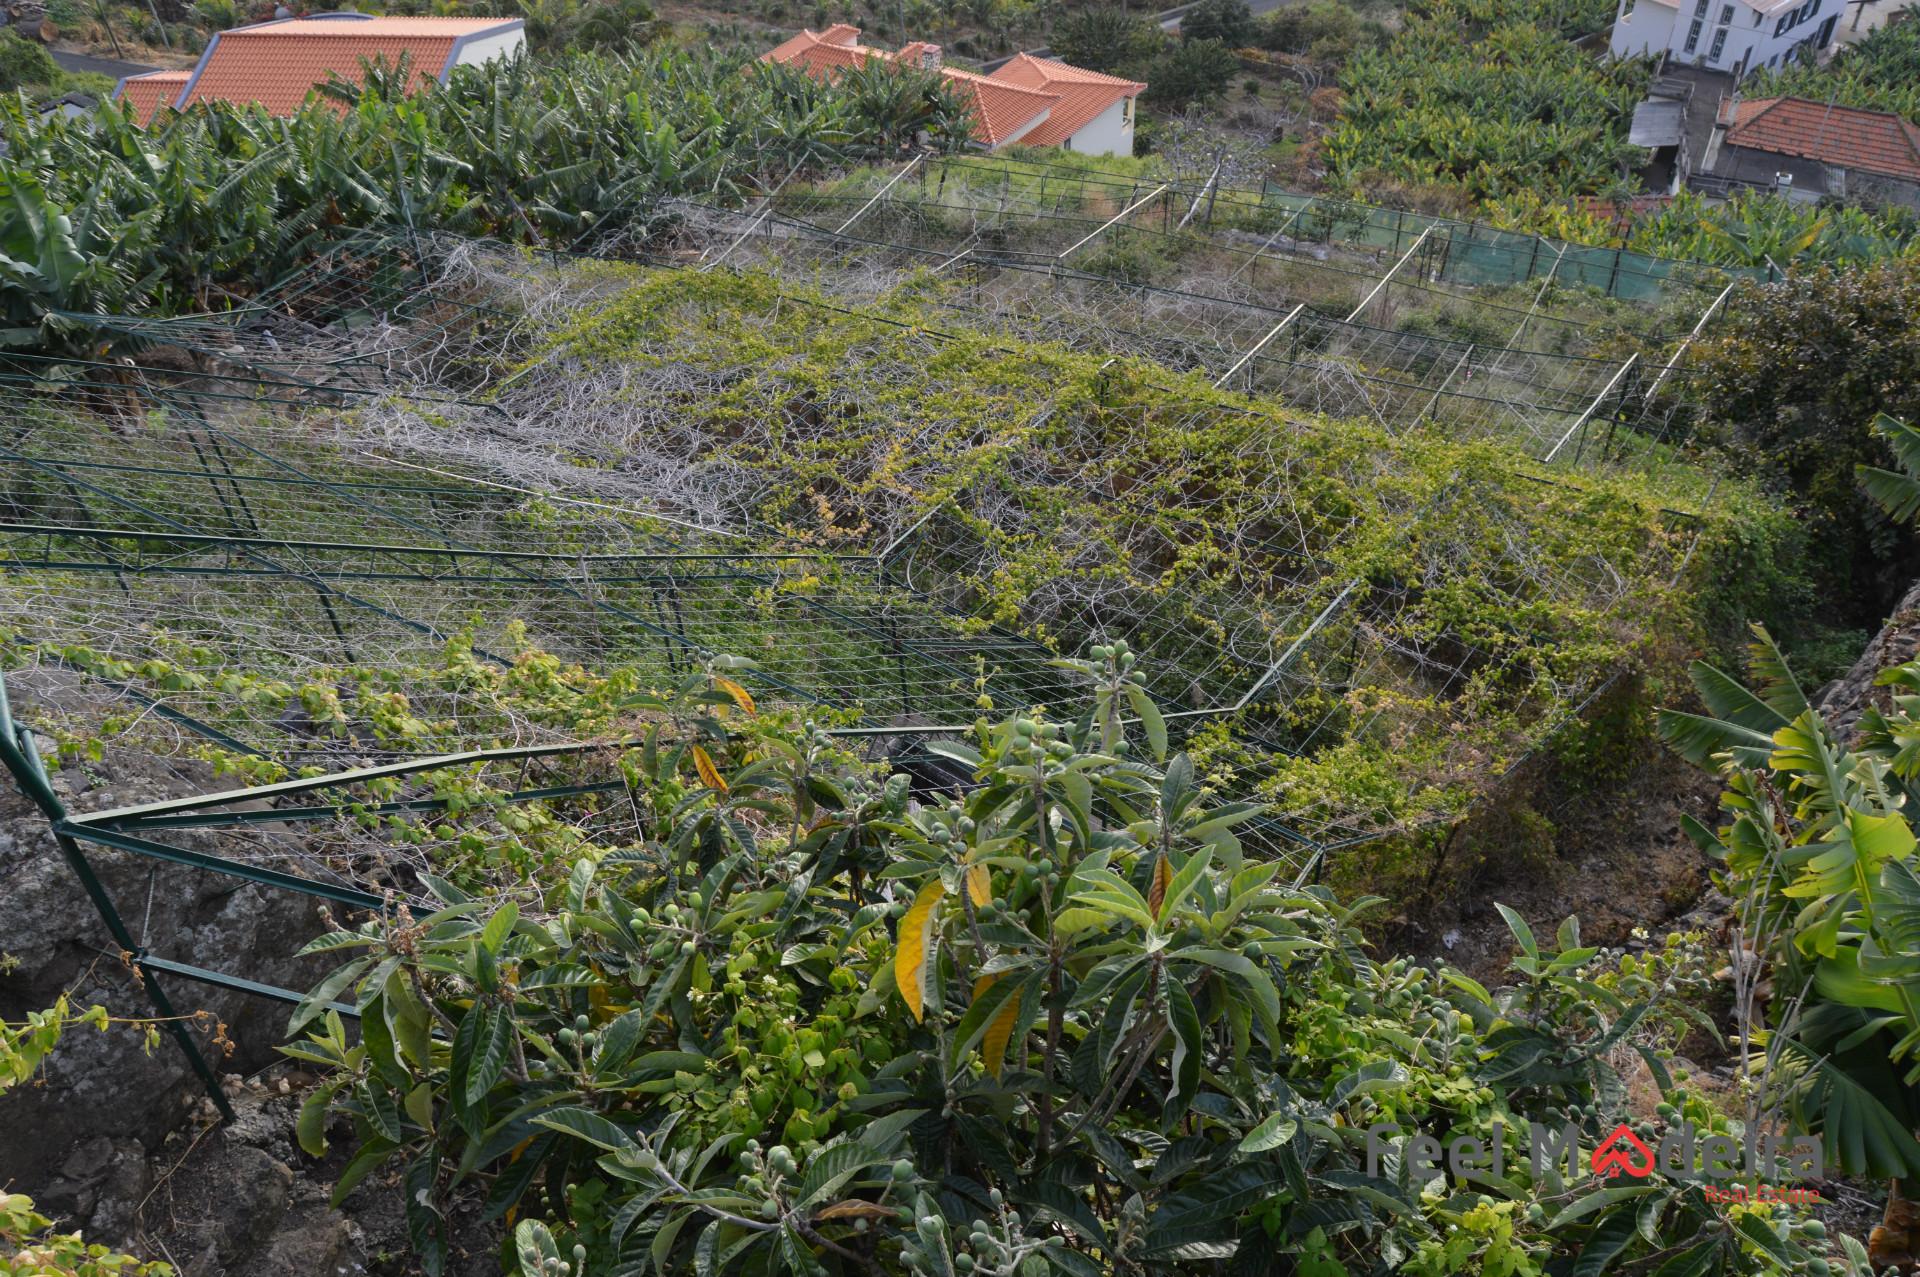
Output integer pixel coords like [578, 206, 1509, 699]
[0, 674, 236, 1122]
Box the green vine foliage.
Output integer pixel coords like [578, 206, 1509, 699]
[1, 1003, 174, 1277]
[286, 653, 1839, 1277]
[515, 265, 1791, 839]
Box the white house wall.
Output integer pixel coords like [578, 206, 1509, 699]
[1609, 0, 1836, 74]
[1610, 0, 1679, 57]
[1061, 97, 1134, 157]
[450, 27, 527, 70]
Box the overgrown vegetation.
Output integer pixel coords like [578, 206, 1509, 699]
[1686, 258, 1920, 630]
[1327, 0, 1652, 203]
[481, 265, 1791, 840]
[283, 651, 1849, 1276]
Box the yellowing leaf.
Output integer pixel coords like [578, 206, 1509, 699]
[973, 975, 1022, 1079]
[691, 744, 728, 792]
[966, 864, 991, 908]
[1149, 852, 1173, 919]
[714, 676, 757, 717]
[815, 1200, 897, 1223]
[895, 880, 945, 1023]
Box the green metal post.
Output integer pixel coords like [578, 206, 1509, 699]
[0, 671, 236, 1121]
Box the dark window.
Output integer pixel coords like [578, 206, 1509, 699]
[1686, 16, 1704, 47]
[1710, 25, 1728, 55]
[1720, 6, 1734, 22]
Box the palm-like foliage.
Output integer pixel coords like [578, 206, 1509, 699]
[1858, 414, 1920, 525]
[0, 46, 971, 357]
[1659, 627, 1920, 1179]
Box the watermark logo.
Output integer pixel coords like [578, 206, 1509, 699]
[1363, 1118, 1824, 1206]
[1590, 1124, 1655, 1179]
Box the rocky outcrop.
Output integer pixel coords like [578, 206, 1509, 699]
[1817, 577, 1920, 745]
[0, 748, 330, 1201]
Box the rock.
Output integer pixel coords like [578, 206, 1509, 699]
[255, 1205, 353, 1276]
[0, 734, 332, 1197]
[86, 1140, 153, 1250]
[1817, 577, 1920, 746]
[162, 1144, 294, 1268]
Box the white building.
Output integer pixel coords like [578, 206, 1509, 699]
[117, 15, 526, 123]
[1610, 0, 1838, 77]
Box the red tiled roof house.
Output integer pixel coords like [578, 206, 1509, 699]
[762, 26, 1144, 155]
[115, 14, 525, 123]
[1702, 95, 1920, 208]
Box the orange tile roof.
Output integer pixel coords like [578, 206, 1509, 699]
[117, 69, 188, 125]
[762, 27, 1082, 148]
[759, 27, 890, 78]
[938, 67, 1056, 147]
[171, 16, 519, 116]
[987, 53, 1143, 147]
[1723, 96, 1920, 182]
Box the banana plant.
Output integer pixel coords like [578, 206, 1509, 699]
[1658, 627, 1920, 1182]
[1858, 414, 1920, 526]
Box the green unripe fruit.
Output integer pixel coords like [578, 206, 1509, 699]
[956, 1256, 975, 1273]
[1807, 1261, 1830, 1277]
[760, 1200, 779, 1219]
[1015, 719, 1035, 736]
[574, 1014, 590, 1032]
[1803, 1221, 1827, 1238]
[681, 940, 697, 954]
[853, 1218, 869, 1234]
[892, 1159, 915, 1182]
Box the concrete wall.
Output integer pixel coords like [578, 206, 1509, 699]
[1839, 168, 1920, 211]
[1060, 96, 1134, 157]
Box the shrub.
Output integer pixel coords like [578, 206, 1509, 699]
[0, 30, 62, 94]
[287, 651, 1840, 1276]
[1048, 5, 1162, 75]
[1687, 257, 1920, 628]
[1257, 0, 1386, 64]
[1144, 36, 1239, 108]
[1662, 631, 1920, 1268]
[1179, 0, 1256, 47]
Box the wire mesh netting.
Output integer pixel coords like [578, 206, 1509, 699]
[2, 154, 1738, 858]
